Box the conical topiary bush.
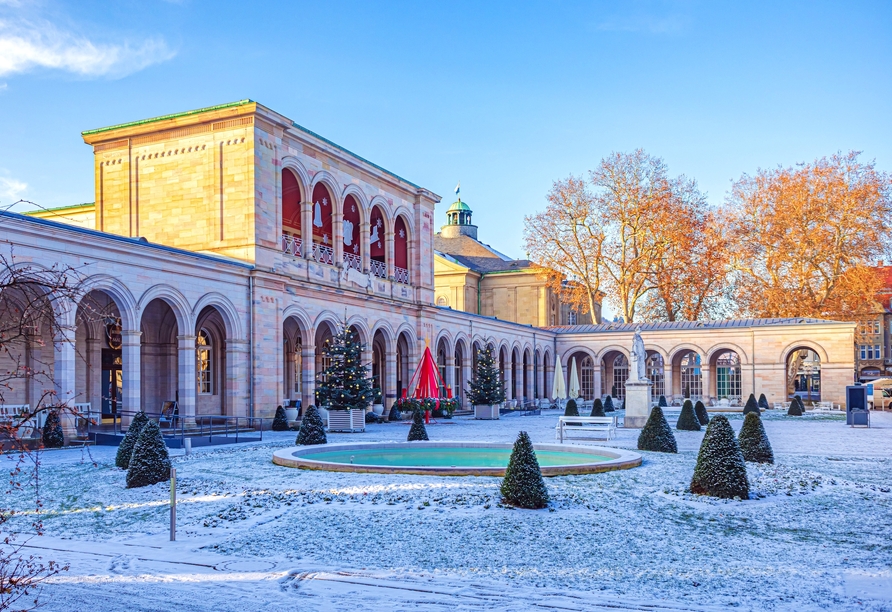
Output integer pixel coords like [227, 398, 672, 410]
[590, 398, 605, 417]
[658, 395, 668, 408]
[115, 411, 149, 468]
[796, 395, 806, 413]
[604, 396, 615, 413]
[296, 405, 327, 445]
[388, 403, 401, 422]
[272, 405, 289, 431]
[500, 431, 549, 509]
[694, 400, 709, 425]
[676, 399, 701, 431]
[787, 398, 803, 416]
[690, 415, 749, 499]
[126, 420, 171, 488]
[738, 412, 774, 464]
[564, 398, 580, 425]
[407, 409, 429, 441]
[42, 409, 64, 449]
[758, 393, 770, 411]
[637, 405, 678, 453]
[743, 394, 760, 416]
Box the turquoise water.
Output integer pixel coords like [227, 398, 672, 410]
[305, 447, 610, 468]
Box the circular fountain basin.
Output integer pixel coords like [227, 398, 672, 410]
[272, 441, 641, 476]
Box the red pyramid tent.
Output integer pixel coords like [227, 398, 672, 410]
[409, 346, 445, 400]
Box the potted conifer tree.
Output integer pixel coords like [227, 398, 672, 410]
[315, 321, 376, 432]
[467, 345, 506, 420]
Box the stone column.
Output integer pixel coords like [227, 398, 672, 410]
[226, 339, 249, 417]
[663, 363, 672, 403]
[53, 321, 77, 439]
[86, 337, 102, 414]
[120, 330, 142, 423]
[593, 364, 603, 401]
[360, 221, 371, 272]
[504, 363, 513, 403]
[177, 335, 197, 425]
[333, 213, 344, 267]
[301, 201, 313, 258]
[701, 365, 712, 404]
[301, 344, 315, 411]
[445, 355, 455, 396]
[461, 357, 472, 407]
[385, 230, 395, 278]
[385, 348, 397, 410]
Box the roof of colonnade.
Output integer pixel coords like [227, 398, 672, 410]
[547, 318, 852, 333]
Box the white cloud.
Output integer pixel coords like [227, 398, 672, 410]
[0, 18, 175, 78]
[0, 174, 27, 201]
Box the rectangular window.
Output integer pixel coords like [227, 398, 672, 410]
[197, 348, 212, 394]
[876, 345, 882, 359]
[861, 345, 867, 360]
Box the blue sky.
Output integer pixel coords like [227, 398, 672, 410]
[1, 0, 890, 259]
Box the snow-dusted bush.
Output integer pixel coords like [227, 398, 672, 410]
[388, 403, 401, 422]
[272, 405, 289, 431]
[796, 395, 806, 413]
[658, 395, 668, 408]
[637, 405, 677, 453]
[564, 398, 579, 417]
[758, 393, 770, 411]
[115, 411, 148, 468]
[42, 409, 64, 449]
[126, 420, 171, 488]
[690, 415, 749, 499]
[500, 431, 549, 509]
[695, 400, 710, 425]
[407, 409, 429, 441]
[296, 405, 327, 445]
[603, 396, 615, 413]
[590, 398, 605, 417]
[787, 398, 803, 416]
[738, 412, 774, 464]
[676, 399, 701, 431]
[743, 394, 760, 416]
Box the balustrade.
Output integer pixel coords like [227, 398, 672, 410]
[369, 259, 387, 279]
[313, 243, 334, 265]
[394, 266, 410, 285]
[343, 252, 362, 271]
[281, 234, 302, 257]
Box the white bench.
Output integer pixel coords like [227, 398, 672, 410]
[555, 416, 616, 442]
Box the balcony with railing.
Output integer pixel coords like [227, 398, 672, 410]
[343, 252, 362, 271]
[281, 234, 302, 257]
[313, 243, 334, 265]
[394, 266, 410, 285]
[369, 259, 387, 279]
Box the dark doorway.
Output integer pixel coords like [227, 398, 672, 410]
[101, 349, 122, 419]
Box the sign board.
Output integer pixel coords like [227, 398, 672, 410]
[106, 323, 122, 350]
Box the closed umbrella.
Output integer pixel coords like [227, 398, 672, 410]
[552, 354, 567, 401]
[568, 357, 580, 399]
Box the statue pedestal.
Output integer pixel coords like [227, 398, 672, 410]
[624, 380, 653, 428]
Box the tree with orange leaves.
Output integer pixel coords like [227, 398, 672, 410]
[725, 151, 892, 320]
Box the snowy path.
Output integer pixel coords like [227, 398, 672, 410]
[5, 409, 892, 611]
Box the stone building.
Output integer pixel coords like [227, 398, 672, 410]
[2, 99, 856, 437]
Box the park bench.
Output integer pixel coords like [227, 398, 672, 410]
[555, 416, 616, 443]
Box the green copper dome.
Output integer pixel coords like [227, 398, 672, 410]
[447, 199, 472, 213]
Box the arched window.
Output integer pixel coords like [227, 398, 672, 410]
[436, 296, 448, 307]
[680, 351, 702, 400]
[311, 183, 334, 264]
[196, 329, 213, 395]
[454, 345, 463, 400]
[282, 168, 302, 234]
[715, 351, 741, 401]
[394, 215, 409, 284]
[613, 354, 629, 401]
[369, 205, 387, 279]
[342, 194, 361, 270]
[647, 353, 664, 401]
[580, 356, 595, 400]
[788, 348, 820, 401]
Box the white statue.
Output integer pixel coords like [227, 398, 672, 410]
[369, 223, 380, 245]
[313, 200, 323, 227]
[628, 325, 648, 383]
[342, 218, 354, 246]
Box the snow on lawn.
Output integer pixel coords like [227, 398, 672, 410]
[5, 409, 892, 611]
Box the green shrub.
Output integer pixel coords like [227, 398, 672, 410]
[126, 420, 171, 488]
[296, 405, 327, 445]
[500, 431, 549, 509]
[564, 398, 579, 417]
[787, 398, 803, 416]
[694, 400, 709, 425]
[115, 411, 149, 468]
[42, 409, 64, 449]
[795, 395, 806, 413]
[690, 415, 749, 499]
[738, 412, 774, 464]
[388, 403, 401, 422]
[637, 405, 677, 453]
[757, 393, 770, 411]
[407, 409, 429, 441]
[272, 405, 289, 431]
[590, 398, 605, 417]
[658, 395, 668, 408]
[743, 394, 760, 416]
[603, 396, 615, 412]
[676, 399, 701, 431]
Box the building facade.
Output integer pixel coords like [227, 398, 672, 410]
[2, 100, 856, 436]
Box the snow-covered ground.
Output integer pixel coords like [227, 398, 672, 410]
[5, 409, 892, 611]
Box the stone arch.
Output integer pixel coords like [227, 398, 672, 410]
[668, 343, 707, 365]
[279, 156, 311, 197]
[310, 171, 342, 215]
[561, 345, 597, 368]
[345, 315, 371, 346]
[313, 311, 342, 338]
[137, 284, 191, 333]
[779, 339, 829, 365]
[706, 343, 750, 366]
[370, 320, 395, 352]
[79, 274, 138, 330]
[281, 305, 313, 345]
[191, 292, 243, 340]
[435, 328, 454, 352]
[595, 344, 629, 363]
[368, 195, 394, 228]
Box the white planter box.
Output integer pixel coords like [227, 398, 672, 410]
[474, 404, 500, 420]
[327, 408, 366, 432]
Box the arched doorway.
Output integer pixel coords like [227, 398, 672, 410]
[75, 289, 124, 419]
[787, 348, 821, 401]
[140, 298, 180, 416]
[283, 316, 305, 406]
[600, 351, 628, 400]
[282, 168, 302, 255]
[454, 339, 466, 402]
[311, 183, 334, 265]
[676, 350, 702, 400]
[647, 352, 665, 402]
[437, 337, 449, 397]
[195, 306, 227, 416]
[314, 321, 336, 404]
[396, 332, 411, 399]
[394, 215, 410, 284]
[568, 351, 595, 400]
[713, 351, 742, 403]
[372, 330, 388, 406]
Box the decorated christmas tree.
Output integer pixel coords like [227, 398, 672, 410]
[315, 320, 375, 412]
[466, 345, 506, 406]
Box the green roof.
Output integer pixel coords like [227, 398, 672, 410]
[447, 199, 471, 213]
[82, 100, 254, 135]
